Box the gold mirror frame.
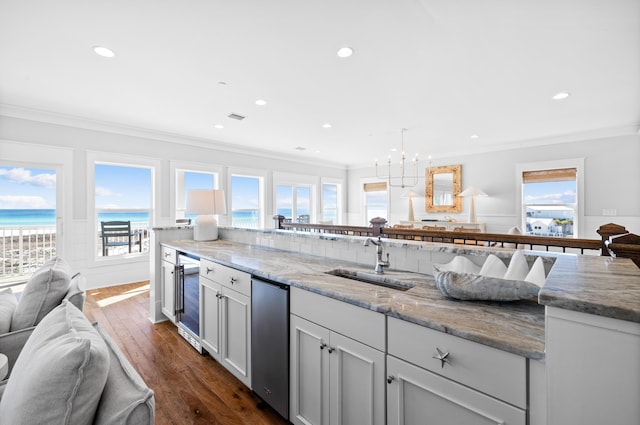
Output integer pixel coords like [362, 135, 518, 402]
[425, 164, 462, 212]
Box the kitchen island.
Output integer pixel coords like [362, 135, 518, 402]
[151, 227, 640, 425]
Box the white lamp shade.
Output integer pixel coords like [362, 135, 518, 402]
[186, 189, 227, 215]
[186, 189, 227, 241]
[458, 186, 488, 197]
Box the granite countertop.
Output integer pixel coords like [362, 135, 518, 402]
[539, 254, 640, 322]
[162, 239, 548, 360]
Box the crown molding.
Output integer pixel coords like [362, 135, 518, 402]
[347, 123, 640, 170]
[0, 104, 347, 171]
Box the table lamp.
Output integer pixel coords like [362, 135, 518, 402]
[457, 186, 487, 223]
[186, 189, 227, 241]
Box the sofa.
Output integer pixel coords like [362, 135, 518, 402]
[0, 258, 154, 424]
[0, 257, 85, 372]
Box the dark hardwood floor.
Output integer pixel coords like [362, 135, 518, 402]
[84, 281, 289, 425]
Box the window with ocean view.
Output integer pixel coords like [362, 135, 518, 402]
[176, 170, 217, 221]
[0, 166, 57, 281]
[276, 184, 312, 223]
[231, 175, 262, 228]
[95, 163, 152, 257]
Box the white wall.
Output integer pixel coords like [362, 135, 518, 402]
[347, 135, 640, 236]
[0, 114, 347, 288]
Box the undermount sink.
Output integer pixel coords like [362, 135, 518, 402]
[326, 269, 416, 291]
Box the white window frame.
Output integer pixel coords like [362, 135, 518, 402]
[272, 172, 317, 224]
[515, 158, 584, 238]
[88, 151, 161, 265]
[228, 167, 267, 228]
[0, 141, 72, 261]
[170, 160, 223, 222]
[320, 177, 344, 225]
[361, 177, 389, 226]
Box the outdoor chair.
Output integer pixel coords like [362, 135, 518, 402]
[100, 221, 139, 256]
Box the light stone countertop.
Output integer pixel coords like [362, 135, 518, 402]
[163, 239, 549, 360]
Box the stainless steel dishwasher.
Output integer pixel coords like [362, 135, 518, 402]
[251, 277, 289, 420]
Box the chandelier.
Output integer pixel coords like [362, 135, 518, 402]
[375, 128, 421, 188]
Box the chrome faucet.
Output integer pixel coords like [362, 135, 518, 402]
[363, 237, 390, 274]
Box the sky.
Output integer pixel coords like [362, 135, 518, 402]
[0, 166, 56, 209]
[95, 164, 152, 209]
[523, 181, 576, 205]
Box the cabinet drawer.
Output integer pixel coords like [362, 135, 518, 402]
[388, 317, 526, 408]
[200, 258, 251, 297]
[290, 287, 385, 351]
[161, 246, 177, 264]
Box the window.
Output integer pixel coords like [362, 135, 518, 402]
[522, 168, 577, 238]
[321, 183, 340, 224]
[231, 175, 262, 228]
[176, 169, 217, 221]
[364, 181, 388, 224]
[0, 165, 57, 279]
[95, 162, 152, 257]
[276, 184, 313, 223]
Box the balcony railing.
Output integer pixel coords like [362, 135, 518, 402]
[1, 222, 152, 283]
[1, 225, 56, 282]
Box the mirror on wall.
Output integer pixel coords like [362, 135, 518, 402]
[425, 164, 462, 212]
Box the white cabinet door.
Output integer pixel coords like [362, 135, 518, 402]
[200, 277, 222, 361]
[160, 260, 176, 323]
[290, 314, 385, 425]
[329, 332, 385, 425]
[387, 355, 525, 425]
[290, 314, 331, 425]
[221, 286, 251, 388]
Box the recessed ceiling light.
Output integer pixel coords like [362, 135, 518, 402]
[255, 99, 267, 106]
[93, 46, 115, 58]
[214, 124, 224, 129]
[295, 146, 307, 151]
[337, 47, 354, 58]
[552, 92, 570, 100]
[470, 134, 479, 139]
[218, 81, 227, 86]
[390, 148, 397, 152]
[323, 123, 332, 128]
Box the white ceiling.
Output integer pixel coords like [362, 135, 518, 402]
[1, 0, 638, 167]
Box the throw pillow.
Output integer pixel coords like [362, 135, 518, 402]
[11, 257, 72, 331]
[478, 254, 508, 278]
[0, 288, 18, 334]
[0, 301, 110, 425]
[503, 251, 530, 281]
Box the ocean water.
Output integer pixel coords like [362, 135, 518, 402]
[0, 209, 264, 227]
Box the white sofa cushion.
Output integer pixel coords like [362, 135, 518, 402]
[92, 323, 155, 425]
[11, 257, 73, 331]
[0, 288, 17, 334]
[0, 300, 109, 424]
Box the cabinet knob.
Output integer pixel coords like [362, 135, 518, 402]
[387, 375, 395, 384]
[230, 277, 237, 284]
[432, 347, 450, 368]
[206, 267, 213, 274]
[320, 342, 327, 350]
[328, 347, 335, 354]
[164, 252, 170, 257]
[216, 293, 223, 299]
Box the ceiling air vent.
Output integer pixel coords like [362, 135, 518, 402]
[228, 113, 246, 120]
